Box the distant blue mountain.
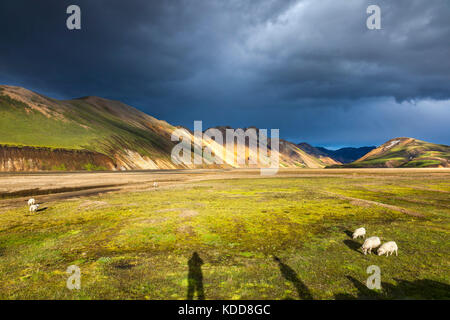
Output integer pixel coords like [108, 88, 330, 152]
[297, 143, 376, 164]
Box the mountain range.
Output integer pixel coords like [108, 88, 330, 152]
[297, 143, 376, 164]
[0, 85, 448, 171]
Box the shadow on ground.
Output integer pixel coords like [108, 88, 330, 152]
[343, 229, 365, 254]
[274, 256, 313, 300]
[187, 252, 205, 300]
[335, 276, 450, 299]
[344, 230, 354, 238]
[343, 239, 363, 254]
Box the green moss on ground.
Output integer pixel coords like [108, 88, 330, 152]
[0, 173, 448, 299]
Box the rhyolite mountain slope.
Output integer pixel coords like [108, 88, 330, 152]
[0, 85, 333, 171]
[337, 138, 450, 168]
[0, 85, 179, 170]
[298, 143, 376, 164]
[206, 126, 341, 168]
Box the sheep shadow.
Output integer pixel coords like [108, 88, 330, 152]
[335, 276, 450, 300]
[24, 206, 48, 216]
[274, 256, 313, 300]
[343, 239, 363, 254]
[344, 230, 353, 238]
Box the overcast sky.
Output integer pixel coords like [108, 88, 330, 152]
[0, 0, 449, 148]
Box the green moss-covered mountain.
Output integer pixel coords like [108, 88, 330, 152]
[334, 138, 450, 168]
[0, 85, 181, 170]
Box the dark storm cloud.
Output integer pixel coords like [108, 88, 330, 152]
[0, 0, 449, 146]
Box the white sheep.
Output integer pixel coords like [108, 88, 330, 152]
[361, 236, 381, 255]
[377, 241, 398, 256]
[29, 204, 40, 213]
[352, 227, 366, 239]
[28, 198, 36, 206]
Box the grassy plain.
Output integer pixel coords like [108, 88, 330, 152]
[0, 169, 448, 299]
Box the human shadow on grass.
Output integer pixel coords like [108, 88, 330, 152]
[187, 252, 205, 300]
[274, 256, 313, 300]
[335, 276, 450, 300]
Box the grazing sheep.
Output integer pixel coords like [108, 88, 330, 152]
[29, 204, 39, 213]
[361, 236, 381, 255]
[377, 241, 398, 256]
[352, 227, 366, 239]
[28, 198, 36, 206]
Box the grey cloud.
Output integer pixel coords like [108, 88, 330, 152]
[0, 0, 448, 146]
